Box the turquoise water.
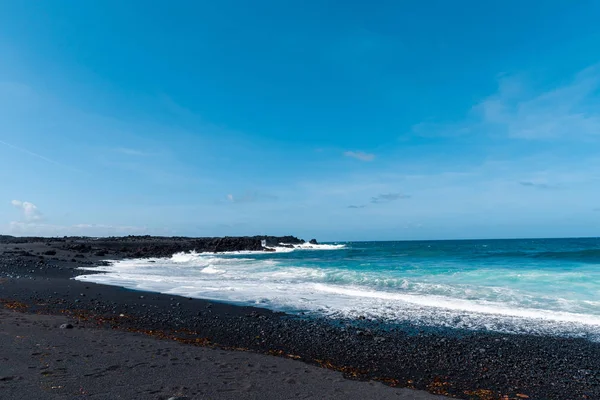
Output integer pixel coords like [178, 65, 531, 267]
[77, 238, 600, 339]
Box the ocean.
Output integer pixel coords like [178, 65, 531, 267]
[75, 238, 600, 340]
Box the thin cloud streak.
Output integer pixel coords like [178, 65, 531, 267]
[371, 193, 411, 204]
[0, 139, 82, 173]
[344, 151, 375, 161]
[347, 192, 410, 209]
[113, 147, 152, 156]
[8, 221, 147, 236]
[226, 192, 278, 204]
[519, 181, 555, 189]
[0, 139, 64, 167]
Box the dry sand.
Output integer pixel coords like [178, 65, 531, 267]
[0, 309, 445, 400]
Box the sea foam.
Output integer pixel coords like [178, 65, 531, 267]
[75, 241, 600, 340]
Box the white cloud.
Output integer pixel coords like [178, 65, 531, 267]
[413, 64, 600, 140]
[7, 200, 145, 236]
[475, 65, 600, 139]
[344, 151, 375, 161]
[11, 200, 43, 222]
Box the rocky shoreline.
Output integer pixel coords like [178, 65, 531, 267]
[0, 234, 312, 259]
[1, 236, 599, 399]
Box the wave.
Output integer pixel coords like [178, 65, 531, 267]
[75, 252, 600, 340]
[476, 248, 600, 262]
[532, 248, 600, 261]
[275, 243, 346, 251]
[196, 243, 347, 255]
[201, 265, 221, 274]
[312, 284, 600, 326]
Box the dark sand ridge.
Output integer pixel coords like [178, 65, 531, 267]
[1, 236, 599, 399]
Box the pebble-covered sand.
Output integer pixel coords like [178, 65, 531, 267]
[1, 236, 599, 399]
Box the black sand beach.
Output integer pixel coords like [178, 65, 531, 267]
[1, 236, 599, 399]
[0, 309, 444, 399]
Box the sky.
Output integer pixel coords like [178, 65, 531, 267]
[1, 0, 600, 241]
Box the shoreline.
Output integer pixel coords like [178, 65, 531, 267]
[2, 236, 600, 399]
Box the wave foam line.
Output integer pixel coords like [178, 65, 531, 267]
[170, 243, 346, 257]
[74, 251, 600, 339]
[312, 284, 600, 327]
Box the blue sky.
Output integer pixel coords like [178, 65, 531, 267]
[1, 0, 600, 241]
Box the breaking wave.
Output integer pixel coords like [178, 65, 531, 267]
[75, 242, 600, 340]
